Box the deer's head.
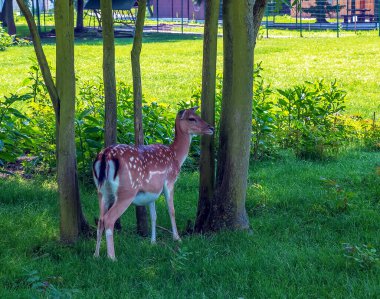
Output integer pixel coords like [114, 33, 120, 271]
[177, 107, 214, 136]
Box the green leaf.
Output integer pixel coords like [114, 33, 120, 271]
[86, 139, 102, 148]
[83, 126, 103, 134]
[8, 108, 29, 120]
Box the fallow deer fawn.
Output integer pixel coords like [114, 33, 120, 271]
[93, 107, 214, 260]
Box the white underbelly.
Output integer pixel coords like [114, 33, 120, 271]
[132, 191, 161, 206]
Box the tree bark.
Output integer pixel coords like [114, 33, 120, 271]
[131, 0, 149, 237]
[146, 0, 154, 17]
[101, 0, 117, 147]
[76, 0, 84, 31]
[207, 0, 255, 231]
[100, 0, 123, 231]
[55, 0, 81, 242]
[194, 0, 220, 233]
[0, 2, 4, 24]
[3, 0, 16, 35]
[253, 0, 268, 44]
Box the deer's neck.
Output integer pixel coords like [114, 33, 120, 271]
[170, 119, 192, 166]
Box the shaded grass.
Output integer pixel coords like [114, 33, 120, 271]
[1, 148, 379, 298]
[1, 33, 379, 118]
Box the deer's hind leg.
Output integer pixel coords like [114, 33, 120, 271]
[103, 187, 137, 260]
[94, 192, 107, 257]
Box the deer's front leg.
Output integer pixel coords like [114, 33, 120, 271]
[149, 201, 157, 244]
[164, 183, 181, 241]
[103, 188, 136, 260]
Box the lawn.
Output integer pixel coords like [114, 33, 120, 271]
[1, 28, 380, 298]
[1, 32, 379, 118]
[1, 149, 379, 298]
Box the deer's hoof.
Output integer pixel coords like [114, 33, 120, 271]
[108, 255, 117, 262]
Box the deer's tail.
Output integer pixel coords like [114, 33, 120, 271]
[93, 150, 120, 189]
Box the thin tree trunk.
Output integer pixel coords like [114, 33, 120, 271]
[253, 0, 268, 44]
[76, 0, 84, 31]
[101, 0, 117, 147]
[147, 0, 154, 17]
[4, 0, 16, 35]
[55, 0, 81, 242]
[131, 0, 149, 237]
[194, 0, 220, 233]
[15, 0, 59, 118]
[100, 0, 122, 231]
[0, 3, 5, 24]
[207, 0, 255, 231]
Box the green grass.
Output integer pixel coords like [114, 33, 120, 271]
[1, 149, 379, 298]
[1, 32, 379, 118]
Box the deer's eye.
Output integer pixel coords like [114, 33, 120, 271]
[188, 118, 196, 122]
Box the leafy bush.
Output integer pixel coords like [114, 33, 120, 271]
[0, 23, 13, 51]
[1, 62, 377, 178]
[0, 94, 33, 165]
[0, 65, 179, 177]
[277, 80, 348, 160]
[362, 113, 380, 151]
[0, 22, 31, 51]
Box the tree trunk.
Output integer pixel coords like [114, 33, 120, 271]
[3, 0, 16, 35]
[147, 0, 154, 17]
[253, 0, 268, 44]
[207, 0, 255, 231]
[101, 0, 117, 147]
[76, 0, 84, 31]
[100, 0, 122, 231]
[131, 0, 149, 237]
[194, 0, 220, 233]
[55, 0, 80, 242]
[0, 2, 4, 24]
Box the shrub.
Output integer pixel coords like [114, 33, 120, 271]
[277, 80, 348, 160]
[0, 23, 13, 51]
[0, 22, 31, 51]
[0, 93, 33, 166]
[362, 113, 380, 151]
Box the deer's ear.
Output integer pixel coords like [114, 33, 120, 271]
[178, 109, 186, 119]
[191, 106, 199, 112]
